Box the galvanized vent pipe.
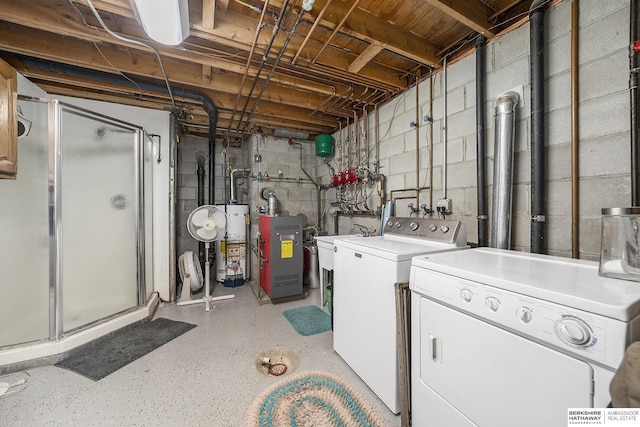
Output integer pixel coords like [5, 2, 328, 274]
[490, 91, 520, 249]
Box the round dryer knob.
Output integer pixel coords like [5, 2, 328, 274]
[554, 315, 596, 347]
[409, 221, 419, 231]
[460, 289, 472, 302]
[440, 225, 450, 233]
[516, 307, 533, 324]
[485, 296, 500, 312]
[429, 224, 437, 232]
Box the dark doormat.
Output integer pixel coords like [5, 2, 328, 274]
[283, 305, 331, 336]
[55, 317, 196, 381]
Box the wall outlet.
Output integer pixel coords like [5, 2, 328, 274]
[436, 198, 452, 214]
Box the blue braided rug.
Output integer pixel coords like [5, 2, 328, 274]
[246, 371, 385, 427]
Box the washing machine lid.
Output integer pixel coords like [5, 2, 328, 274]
[314, 234, 359, 249]
[337, 235, 468, 262]
[411, 247, 640, 321]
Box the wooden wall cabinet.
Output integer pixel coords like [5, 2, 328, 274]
[0, 58, 17, 179]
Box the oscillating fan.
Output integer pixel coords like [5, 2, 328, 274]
[177, 205, 235, 311]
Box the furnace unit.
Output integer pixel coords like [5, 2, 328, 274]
[258, 215, 304, 299]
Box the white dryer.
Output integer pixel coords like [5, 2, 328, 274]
[410, 248, 640, 427]
[333, 216, 468, 414]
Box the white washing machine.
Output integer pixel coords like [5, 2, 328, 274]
[409, 247, 640, 427]
[333, 216, 468, 414]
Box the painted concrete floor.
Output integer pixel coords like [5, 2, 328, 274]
[0, 283, 402, 426]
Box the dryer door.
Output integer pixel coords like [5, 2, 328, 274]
[413, 296, 593, 427]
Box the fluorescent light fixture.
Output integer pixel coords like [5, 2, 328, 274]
[131, 0, 190, 45]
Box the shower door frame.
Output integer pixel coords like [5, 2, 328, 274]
[42, 98, 148, 340]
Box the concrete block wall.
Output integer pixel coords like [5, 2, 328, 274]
[176, 135, 229, 262]
[248, 135, 318, 223]
[321, 0, 631, 260]
[247, 134, 319, 279]
[175, 133, 320, 286]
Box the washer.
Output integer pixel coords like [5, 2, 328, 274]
[333, 216, 468, 414]
[410, 247, 640, 427]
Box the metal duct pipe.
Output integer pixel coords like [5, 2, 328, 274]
[631, 0, 640, 204]
[530, 0, 546, 253]
[230, 168, 250, 203]
[491, 91, 520, 249]
[476, 35, 488, 247]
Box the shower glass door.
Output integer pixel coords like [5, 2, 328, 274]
[59, 104, 141, 332]
[0, 100, 50, 348]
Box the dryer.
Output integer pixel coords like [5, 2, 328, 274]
[333, 216, 468, 414]
[410, 248, 640, 427]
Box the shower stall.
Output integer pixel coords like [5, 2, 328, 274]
[0, 97, 155, 368]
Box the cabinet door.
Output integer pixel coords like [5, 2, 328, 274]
[0, 58, 17, 179]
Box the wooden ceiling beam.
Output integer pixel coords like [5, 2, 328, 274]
[424, 0, 496, 37]
[348, 43, 384, 74]
[0, 1, 353, 96]
[71, 0, 406, 89]
[201, 0, 215, 82]
[280, 0, 440, 67]
[0, 22, 331, 111]
[11, 56, 340, 128]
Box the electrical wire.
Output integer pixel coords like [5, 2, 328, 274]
[66, 0, 144, 96]
[487, 0, 555, 31]
[377, 96, 404, 141]
[84, 0, 176, 107]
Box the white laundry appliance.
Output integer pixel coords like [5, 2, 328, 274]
[315, 234, 357, 307]
[333, 216, 468, 414]
[409, 247, 640, 427]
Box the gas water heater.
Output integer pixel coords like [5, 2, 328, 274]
[258, 215, 304, 299]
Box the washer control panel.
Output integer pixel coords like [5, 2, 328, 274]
[410, 266, 629, 369]
[383, 216, 465, 245]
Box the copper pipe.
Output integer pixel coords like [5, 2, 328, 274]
[571, 0, 580, 258]
[363, 105, 369, 168]
[234, 0, 291, 131]
[292, 0, 335, 64]
[415, 73, 421, 207]
[226, 0, 270, 132]
[429, 71, 434, 211]
[374, 104, 379, 175]
[242, 6, 308, 130]
[312, 0, 361, 63]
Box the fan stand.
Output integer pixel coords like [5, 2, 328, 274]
[177, 243, 234, 311]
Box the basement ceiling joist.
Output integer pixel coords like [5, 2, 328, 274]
[0, 0, 534, 138]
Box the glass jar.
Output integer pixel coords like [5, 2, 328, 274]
[599, 207, 640, 281]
